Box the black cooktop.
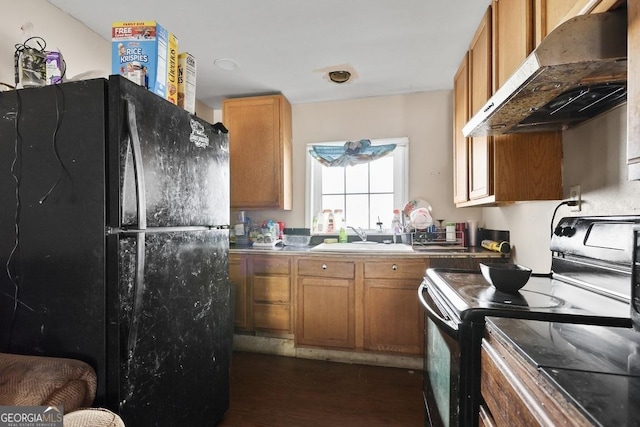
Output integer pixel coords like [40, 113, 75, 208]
[426, 269, 631, 327]
[488, 317, 640, 426]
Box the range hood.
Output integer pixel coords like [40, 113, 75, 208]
[463, 10, 627, 137]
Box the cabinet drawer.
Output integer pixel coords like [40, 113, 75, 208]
[253, 276, 290, 303]
[364, 260, 426, 280]
[298, 259, 355, 279]
[253, 304, 291, 332]
[252, 257, 291, 275]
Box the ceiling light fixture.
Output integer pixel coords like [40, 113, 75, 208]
[328, 70, 351, 84]
[214, 58, 239, 71]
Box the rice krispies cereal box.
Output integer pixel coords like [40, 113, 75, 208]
[178, 52, 196, 113]
[112, 21, 178, 102]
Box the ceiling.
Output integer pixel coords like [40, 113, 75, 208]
[49, 0, 492, 109]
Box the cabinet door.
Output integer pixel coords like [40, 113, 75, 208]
[297, 276, 356, 349]
[629, 1, 640, 180]
[363, 280, 423, 354]
[492, 0, 534, 90]
[453, 53, 470, 204]
[493, 132, 562, 201]
[229, 254, 249, 330]
[223, 95, 292, 210]
[363, 261, 426, 355]
[469, 7, 493, 201]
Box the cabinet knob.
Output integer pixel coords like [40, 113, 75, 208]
[392, 264, 398, 271]
[322, 264, 327, 270]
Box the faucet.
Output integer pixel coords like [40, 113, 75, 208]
[348, 226, 367, 242]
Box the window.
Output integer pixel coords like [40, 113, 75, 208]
[306, 137, 409, 231]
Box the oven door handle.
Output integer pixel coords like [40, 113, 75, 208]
[418, 283, 459, 340]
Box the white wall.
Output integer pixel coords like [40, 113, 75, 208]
[483, 105, 640, 273]
[2, 0, 110, 86]
[252, 91, 483, 229]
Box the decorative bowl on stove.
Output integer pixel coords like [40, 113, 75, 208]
[479, 263, 532, 293]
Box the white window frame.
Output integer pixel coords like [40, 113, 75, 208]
[305, 137, 409, 231]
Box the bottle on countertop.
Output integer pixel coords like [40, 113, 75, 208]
[334, 209, 344, 229]
[319, 209, 330, 234]
[338, 217, 348, 243]
[446, 222, 456, 242]
[391, 209, 403, 244]
[391, 209, 402, 233]
[326, 209, 335, 233]
[481, 239, 511, 254]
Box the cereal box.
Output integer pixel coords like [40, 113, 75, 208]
[165, 33, 179, 105]
[178, 52, 196, 113]
[112, 21, 178, 102]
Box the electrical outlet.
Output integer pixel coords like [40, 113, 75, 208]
[569, 185, 581, 212]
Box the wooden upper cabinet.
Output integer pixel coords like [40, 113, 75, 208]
[468, 7, 493, 201]
[223, 94, 293, 210]
[492, 0, 534, 91]
[470, 7, 493, 113]
[629, 0, 640, 180]
[453, 53, 470, 204]
[454, 3, 563, 207]
[534, 0, 624, 45]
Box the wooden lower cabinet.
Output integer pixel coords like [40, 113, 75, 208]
[481, 325, 592, 426]
[229, 253, 249, 330]
[231, 252, 508, 357]
[362, 260, 427, 355]
[296, 259, 356, 349]
[251, 256, 293, 334]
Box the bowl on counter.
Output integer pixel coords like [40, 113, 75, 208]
[480, 263, 532, 293]
[282, 234, 312, 247]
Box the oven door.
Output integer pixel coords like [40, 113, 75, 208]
[419, 281, 479, 427]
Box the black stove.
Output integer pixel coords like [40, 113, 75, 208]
[426, 269, 630, 326]
[487, 317, 640, 426]
[418, 216, 640, 427]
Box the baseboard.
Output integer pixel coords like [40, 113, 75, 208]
[232, 334, 422, 370]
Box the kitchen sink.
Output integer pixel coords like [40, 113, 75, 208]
[310, 242, 414, 253]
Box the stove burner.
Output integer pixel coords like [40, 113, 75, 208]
[459, 284, 566, 309]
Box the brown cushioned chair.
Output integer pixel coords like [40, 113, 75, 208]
[0, 352, 97, 411]
[0, 353, 125, 426]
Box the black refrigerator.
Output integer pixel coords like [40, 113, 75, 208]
[0, 75, 232, 426]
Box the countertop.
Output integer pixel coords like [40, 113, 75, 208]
[230, 244, 506, 258]
[487, 317, 640, 426]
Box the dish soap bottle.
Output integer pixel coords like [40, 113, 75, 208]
[339, 218, 348, 243]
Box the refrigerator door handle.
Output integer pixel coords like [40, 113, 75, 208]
[126, 101, 147, 230]
[126, 232, 146, 368]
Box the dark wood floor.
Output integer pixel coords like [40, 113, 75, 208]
[218, 351, 424, 427]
